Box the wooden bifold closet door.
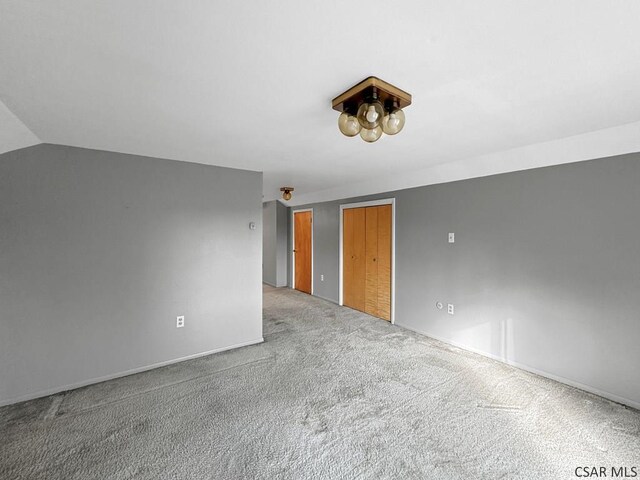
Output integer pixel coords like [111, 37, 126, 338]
[343, 205, 391, 321]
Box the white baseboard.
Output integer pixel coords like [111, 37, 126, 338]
[396, 323, 640, 411]
[0, 338, 264, 407]
[263, 281, 288, 288]
[313, 293, 339, 305]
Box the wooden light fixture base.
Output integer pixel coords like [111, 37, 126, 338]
[331, 76, 412, 113]
[280, 187, 294, 201]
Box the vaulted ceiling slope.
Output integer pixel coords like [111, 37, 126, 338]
[0, 99, 39, 154]
[2, 1, 640, 205]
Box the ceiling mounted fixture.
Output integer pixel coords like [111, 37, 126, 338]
[280, 187, 294, 201]
[332, 76, 412, 143]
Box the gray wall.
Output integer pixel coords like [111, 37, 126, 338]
[0, 144, 263, 405]
[263, 201, 277, 285]
[262, 200, 287, 287]
[276, 201, 288, 287]
[293, 153, 640, 408]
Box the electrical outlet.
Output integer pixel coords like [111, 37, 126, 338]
[176, 316, 185, 328]
[447, 304, 454, 315]
[448, 232, 455, 243]
[320, 274, 324, 281]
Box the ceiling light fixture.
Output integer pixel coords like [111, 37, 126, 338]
[332, 76, 412, 143]
[280, 187, 294, 201]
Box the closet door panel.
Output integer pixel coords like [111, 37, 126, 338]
[365, 206, 379, 317]
[343, 208, 355, 308]
[344, 207, 366, 312]
[376, 205, 392, 321]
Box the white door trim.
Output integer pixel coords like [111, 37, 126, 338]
[292, 208, 314, 295]
[339, 198, 396, 324]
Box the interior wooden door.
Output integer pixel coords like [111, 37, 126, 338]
[343, 207, 366, 311]
[343, 204, 391, 321]
[294, 211, 312, 294]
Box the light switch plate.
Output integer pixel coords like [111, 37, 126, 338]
[448, 232, 455, 243]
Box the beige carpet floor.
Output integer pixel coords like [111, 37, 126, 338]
[1, 285, 639, 479]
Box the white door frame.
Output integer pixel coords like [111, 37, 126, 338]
[292, 208, 314, 294]
[339, 198, 396, 324]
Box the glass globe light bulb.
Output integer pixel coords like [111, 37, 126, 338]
[366, 105, 379, 123]
[338, 112, 361, 137]
[360, 125, 383, 143]
[382, 108, 406, 135]
[357, 101, 384, 129]
[283, 191, 292, 201]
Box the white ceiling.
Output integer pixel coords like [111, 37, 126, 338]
[1, 1, 640, 205]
